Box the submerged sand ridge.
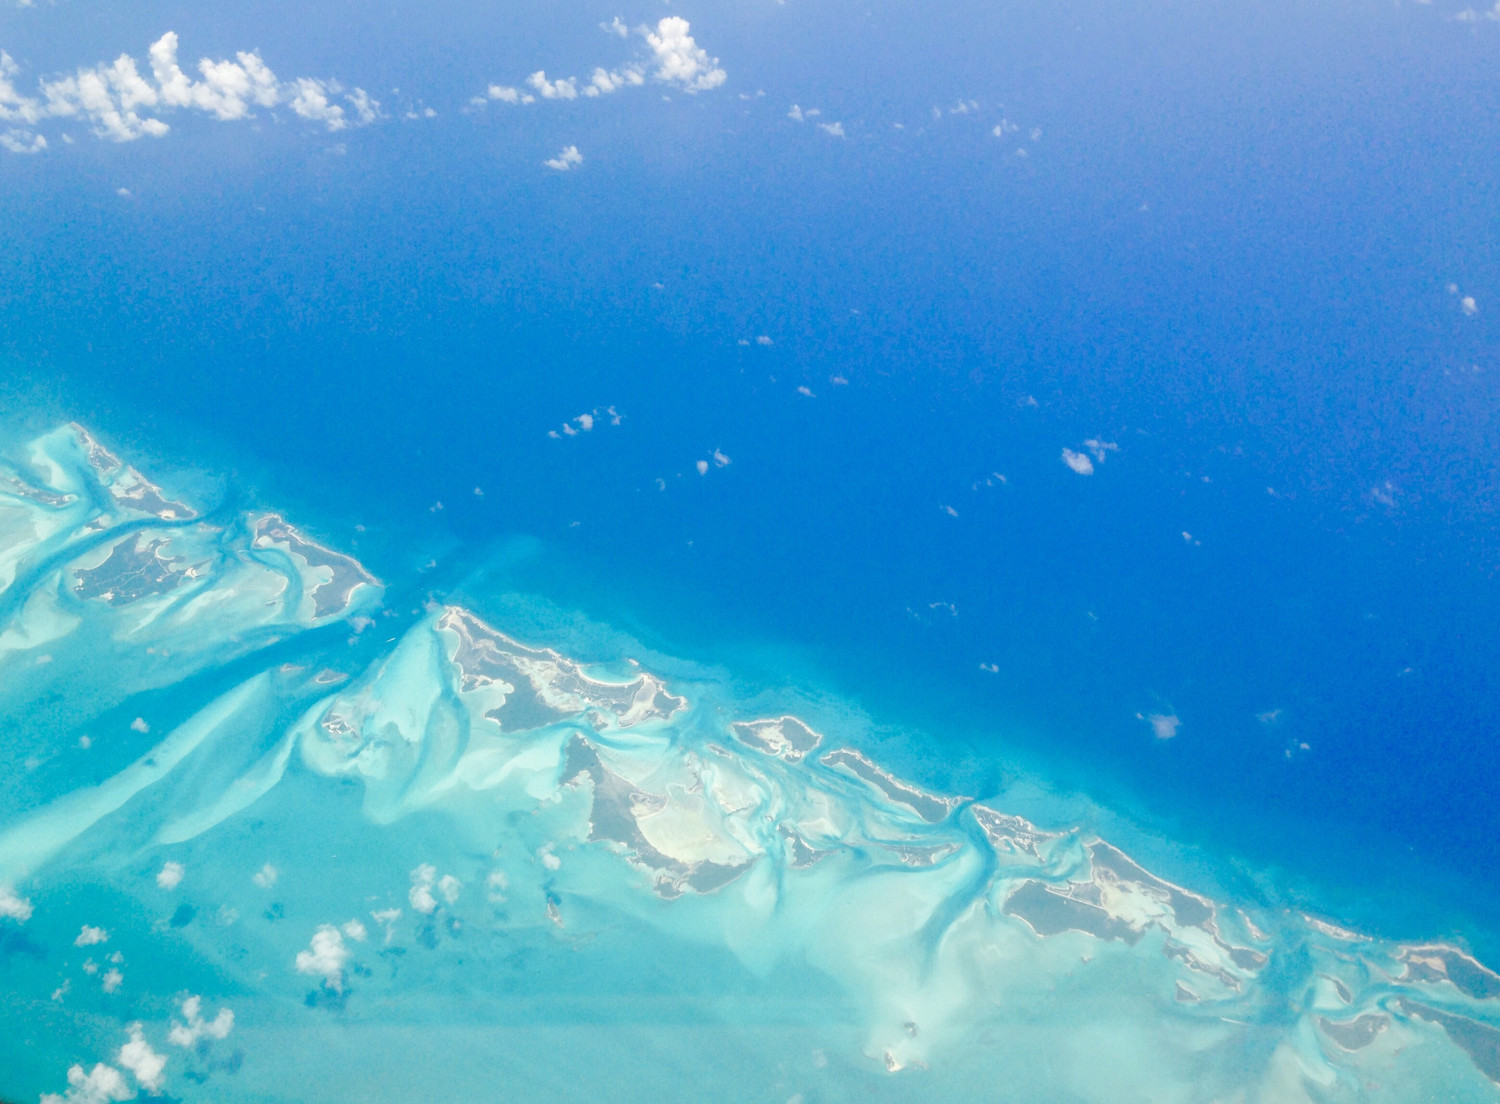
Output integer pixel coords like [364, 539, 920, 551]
[1, 423, 1499, 1103]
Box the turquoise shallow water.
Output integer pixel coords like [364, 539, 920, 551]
[2, 422, 1499, 1103]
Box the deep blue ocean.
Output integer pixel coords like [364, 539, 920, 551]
[2, 0, 1500, 1097]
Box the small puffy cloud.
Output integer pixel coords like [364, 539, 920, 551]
[252, 863, 278, 889]
[3, 32, 378, 152]
[695, 460, 709, 475]
[370, 907, 401, 943]
[130, 717, 150, 733]
[528, 70, 578, 100]
[75, 925, 109, 946]
[168, 994, 234, 1048]
[755, 334, 773, 346]
[0, 128, 44, 152]
[1061, 448, 1094, 475]
[287, 78, 350, 130]
[0, 51, 44, 125]
[101, 968, 124, 993]
[1139, 712, 1180, 740]
[149, 32, 278, 120]
[409, 863, 439, 914]
[486, 870, 509, 902]
[1462, 295, 1478, 316]
[712, 448, 731, 468]
[482, 17, 723, 110]
[818, 121, 845, 137]
[486, 84, 533, 105]
[1082, 438, 1117, 462]
[341, 918, 368, 941]
[0, 884, 32, 922]
[645, 17, 726, 92]
[156, 861, 184, 889]
[437, 874, 462, 905]
[294, 924, 350, 990]
[544, 144, 583, 171]
[117, 1023, 167, 1093]
[40, 1062, 132, 1104]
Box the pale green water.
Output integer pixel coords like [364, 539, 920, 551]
[1, 423, 1497, 1104]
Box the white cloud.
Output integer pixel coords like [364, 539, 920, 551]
[646, 17, 726, 92]
[486, 870, 509, 902]
[0, 884, 32, 922]
[75, 925, 109, 946]
[0, 128, 44, 152]
[1082, 438, 1117, 462]
[0, 51, 44, 125]
[528, 70, 578, 100]
[156, 861, 184, 889]
[40, 1063, 133, 1104]
[409, 863, 439, 914]
[695, 460, 709, 475]
[585, 65, 644, 97]
[486, 84, 533, 106]
[479, 17, 723, 110]
[168, 994, 234, 1048]
[341, 918, 368, 941]
[1139, 712, 1180, 740]
[370, 907, 401, 942]
[544, 144, 583, 171]
[294, 924, 350, 990]
[2, 32, 378, 152]
[1061, 448, 1094, 475]
[130, 717, 150, 733]
[287, 78, 351, 130]
[755, 334, 773, 346]
[713, 448, 731, 468]
[1461, 295, 1478, 315]
[252, 863, 278, 889]
[818, 121, 844, 137]
[149, 32, 278, 120]
[437, 874, 462, 905]
[345, 87, 380, 126]
[101, 968, 123, 993]
[117, 1024, 166, 1093]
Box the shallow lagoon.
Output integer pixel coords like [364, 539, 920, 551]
[1, 423, 1498, 1102]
